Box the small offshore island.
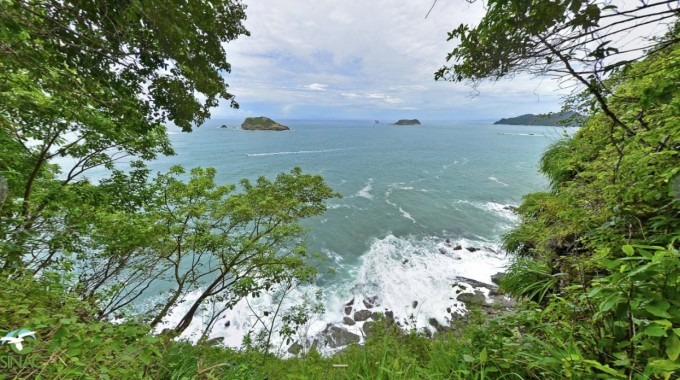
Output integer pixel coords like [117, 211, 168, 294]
[394, 119, 421, 125]
[241, 116, 290, 131]
[494, 111, 583, 126]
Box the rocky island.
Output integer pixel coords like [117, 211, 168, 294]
[394, 119, 421, 125]
[241, 116, 290, 131]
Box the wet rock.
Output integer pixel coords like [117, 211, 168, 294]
[454, 277, 497, 290]
[224, 320, 231, 328]
[371, 311, 380, 320]
[343, 317, 356, 326]
[346, 298, 355, 306]
[488, 294, 516, 309]
[363, 295, 380, 309]
[446, 307, 451, 313]
[205, 337, 224, 346]
[445, 238, 451, 245]
[344, 306, 352, 315]
[438, 247, 447, 255]
[288, 342, 303, 355]
[491, 272, 505, 285]
[402, 259, 409, 264]
[503, 205, 517, 212]
[466, 247, 478, 252]
[354, 310, 372, 321]
[323, 325, 360, 348]
[412, 300, 418, 308]
[428, 318, 449, 332]
[457, 290, 486, 306]
[385, 310, 394, 320]
[453, 245, 462, 250]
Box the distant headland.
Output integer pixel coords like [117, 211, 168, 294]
[394, 119, 421, 125]
[494, 111, 583, 127]
[241, 116, 290, 131]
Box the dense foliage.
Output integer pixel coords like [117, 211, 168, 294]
[156, 35, 679, 380]
[0, 1, 339, 378]
[1, 0, 678, 379]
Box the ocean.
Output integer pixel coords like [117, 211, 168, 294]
[148, 119, 568, 354]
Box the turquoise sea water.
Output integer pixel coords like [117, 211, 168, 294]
[151, 119, 568, 352]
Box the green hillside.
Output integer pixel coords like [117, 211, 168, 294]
[494, 111, 584, 126]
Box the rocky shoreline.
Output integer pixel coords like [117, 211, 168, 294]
[286, 268, 513, 356]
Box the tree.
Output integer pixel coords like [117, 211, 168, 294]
[436, 0, 679, 136]
[1, 0, 340, 350]
[0, 0, 249, 271]
[72, 166, 337, 337]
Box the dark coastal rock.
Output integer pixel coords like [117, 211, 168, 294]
[453, 245, 463, 250]
[241, 116, 289, 131]
[322, 325, 360, 348]
[354, 310, 372, 321]
[220, 124, 228, 128]
[205, 337, 224, 346]
[503, 205, 517, 212]
[438, 247, 447, 255]
[457, 290, 487, 306]
[412, 300, 418, 308]
[491, 272, 505, 285]
[394, 119, 421, 125]
[346, 297, 355, 306]
[466, 247, 478, 252]
[363, 295, 380, 309]
[445, 239, 451, 245]
[343, 317, 356, 326]
[344, 306, 353, 315]
[428, 318, 449, 332]
[489, 295, 516, 309]
[288, 342, 303, 355]
[385, 310, 394, 320]
[402, 259, 409, 264]
[454, 277, 497, 290]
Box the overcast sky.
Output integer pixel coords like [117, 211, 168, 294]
[212, 0, 571, 121]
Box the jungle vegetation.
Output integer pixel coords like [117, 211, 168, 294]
[0, 0, 678, 379]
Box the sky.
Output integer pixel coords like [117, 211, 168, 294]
[212, 0, 572, 121]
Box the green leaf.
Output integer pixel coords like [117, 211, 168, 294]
[645, 300, 671, 318]
[463, 354, 476, 363]
[645, 325, 667, 337]
[480, 347, 488, 363]
[648, 359, 680, 374]
[600, 293, 622, 312]
[622, 245, 635, 256]
[582, 360, 625, 378]
[666, 334, 680, 361]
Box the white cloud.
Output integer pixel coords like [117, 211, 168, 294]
[304, 83, 328, 91]
[216, 0, 571, 119]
